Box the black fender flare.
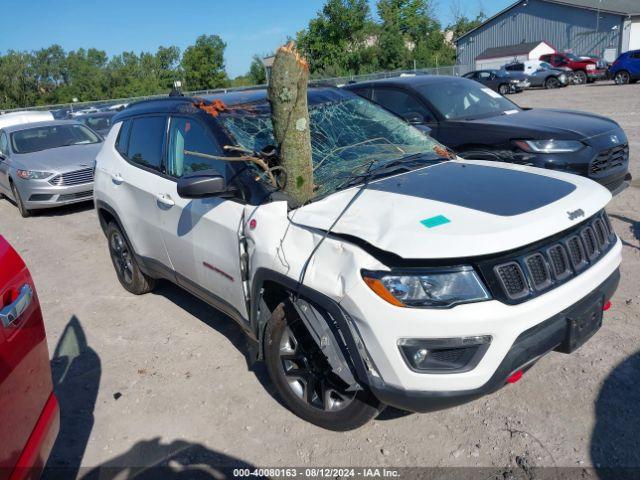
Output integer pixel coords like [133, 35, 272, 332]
[250, 268, 372, 386]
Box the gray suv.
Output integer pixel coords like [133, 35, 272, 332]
[0, 120, 102, 217]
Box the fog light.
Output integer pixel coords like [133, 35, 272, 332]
[398, 336, 491, 373]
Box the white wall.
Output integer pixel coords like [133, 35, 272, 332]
[475, 54, 528, 70]
[630, 18, 640, 50]
[528, 42, 555, 60]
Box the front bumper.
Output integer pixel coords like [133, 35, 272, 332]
[587, 69, 607, 80]
[367, 268, 620, 412]
[16, 178, 94, 210]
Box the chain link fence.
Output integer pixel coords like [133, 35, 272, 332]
[1, 65, 469, 115]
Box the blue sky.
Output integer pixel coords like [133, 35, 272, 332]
[0, 0, 511, 77]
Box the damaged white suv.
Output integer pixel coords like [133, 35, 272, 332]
[94, 88, 621, 430]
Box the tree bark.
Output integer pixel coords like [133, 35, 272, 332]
[268, 42, 314, 204]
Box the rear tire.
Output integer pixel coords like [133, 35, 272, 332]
[614, 71, 631, 85]
[545, 76, 561, 89]
[498, 83, 510, 95]
[264, 301, 382, 431]
[106, 222, 156, 295]
[10, 182, 31, 218]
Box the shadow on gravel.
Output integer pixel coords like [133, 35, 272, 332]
[32, 201, 94, 217]
[151, 281, 284, 408]
[608, 214, 640, 251]
[81, 438, 263, 479]
[590, 351, 640, 479]
[44, 316, 101, 480]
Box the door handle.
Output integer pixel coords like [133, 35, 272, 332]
[156, 193, 175, 207]
[111, 173, 124, 185]
[0, 284, 33, 328]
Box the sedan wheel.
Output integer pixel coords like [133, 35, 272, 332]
[10, 183, 31, 218]
[545, 77, 561, 89]
[498, 84, 510, 95]
[614, 71, 630, 85]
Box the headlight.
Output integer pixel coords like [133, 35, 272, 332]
[559, 74, 567, 82]
[513, 139, 585, 153]
[16, 170, 53, 180]
[362, 267, 491, 308]
[586, 64, 595, 70]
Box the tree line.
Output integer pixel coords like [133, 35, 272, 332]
[0, 0, 483, 109]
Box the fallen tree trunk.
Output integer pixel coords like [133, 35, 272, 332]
[267, 42, 314, 204]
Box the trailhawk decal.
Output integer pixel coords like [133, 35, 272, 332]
[368, 162, 576, 217]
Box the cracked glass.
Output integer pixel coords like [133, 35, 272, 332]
[219, 96, 444, 197]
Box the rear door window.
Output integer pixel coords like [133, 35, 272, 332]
[126, 116, 167, 171]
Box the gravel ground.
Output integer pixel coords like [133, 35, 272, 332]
[1, 83, 638, 478]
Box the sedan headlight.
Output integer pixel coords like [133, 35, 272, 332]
[513, 139, 585, 153]
[16, 170, 53, 180]
[362, 267, 491, 308]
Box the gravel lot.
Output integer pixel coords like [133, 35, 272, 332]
[1, 83, 639, 478]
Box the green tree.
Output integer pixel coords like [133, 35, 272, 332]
[297, 0, 377, 76]
[181, 34, 228, 90]
[247, 55, 267, 85]
[447, 11, 486, 41]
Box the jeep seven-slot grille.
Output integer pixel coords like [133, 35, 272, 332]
[49, 168, 94, 186]
[590, 144, 628, 176]
[487, 211, 615, 304]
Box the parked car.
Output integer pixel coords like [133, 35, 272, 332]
[462, 69, 529, 94]
[0, 120, 102, 217]
[539, 52, 607, 84]
[75, 111, 116, 137]
[94, 89, 621, 430]
[0, 111, 53, 130]
[503, 60, 572, 88]
[608, 49, 640, 85]
[345, 76, 631, 193]
[0, 235, 59, 477]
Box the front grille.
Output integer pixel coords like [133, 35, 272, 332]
[49, 168, 94, 186]
[590, 144, 628, 176]
[58, 190, 93, 202]
[484, 211, 616, 303]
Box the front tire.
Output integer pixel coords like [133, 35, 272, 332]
[106, 222, 156, 295]
[574, 70, 587, 84]
[498, 83, 510, 95]
[10, 182, 31, 218]
[264, 301, 382, 431]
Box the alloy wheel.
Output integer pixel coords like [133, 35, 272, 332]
[574, 71, 587, 84]
[546, 77, 560, 89]
[278, 325, 355, 412]
[110, 231, 133, 285]
[615, 71, 630, 85]
[498, 84, 510, 95]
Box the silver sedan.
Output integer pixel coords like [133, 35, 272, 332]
[0, 120, 103, 217]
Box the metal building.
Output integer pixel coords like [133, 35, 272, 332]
[455, 0, 640, 70]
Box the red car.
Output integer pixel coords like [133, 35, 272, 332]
[540, 52, 607, 84]
[0, 236, 59, 480]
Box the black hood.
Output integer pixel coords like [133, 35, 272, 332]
[462, 108, 620, 141]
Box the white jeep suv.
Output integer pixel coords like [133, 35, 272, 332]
[94, 88, 621, 430]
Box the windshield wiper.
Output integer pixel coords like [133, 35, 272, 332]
[335, 153, 441, 191]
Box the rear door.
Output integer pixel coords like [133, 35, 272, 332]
[0, 236, 54, 479]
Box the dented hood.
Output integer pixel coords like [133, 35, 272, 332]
[292, 160, 611, 259]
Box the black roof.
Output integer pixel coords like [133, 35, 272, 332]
[114, 87, 355, 123]
[342, 75, 461, 90]
[476, 42, 551, 60]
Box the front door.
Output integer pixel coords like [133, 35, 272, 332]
[0, 132, 11, 195]
[156, 116, 248, 319]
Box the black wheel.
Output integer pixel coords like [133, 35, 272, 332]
[574, 70, 587, 85]
[545, 76, 561, 89]
[106, 222, 156, 294]
[10, 182, 30, 218]
[614, 71, 631, 85]
[264, 301, 382, 431]
[498, 83, 510, 95]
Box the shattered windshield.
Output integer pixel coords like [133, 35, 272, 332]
[219, 96, 445, 197]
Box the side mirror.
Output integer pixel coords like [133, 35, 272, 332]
[403, 112, 425, 125]
[177, 169, 232, 199]
[412, 124, 432, 136]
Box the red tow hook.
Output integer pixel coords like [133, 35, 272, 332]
[603, 300, 612, 311]
[506, 370, 523, 384]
